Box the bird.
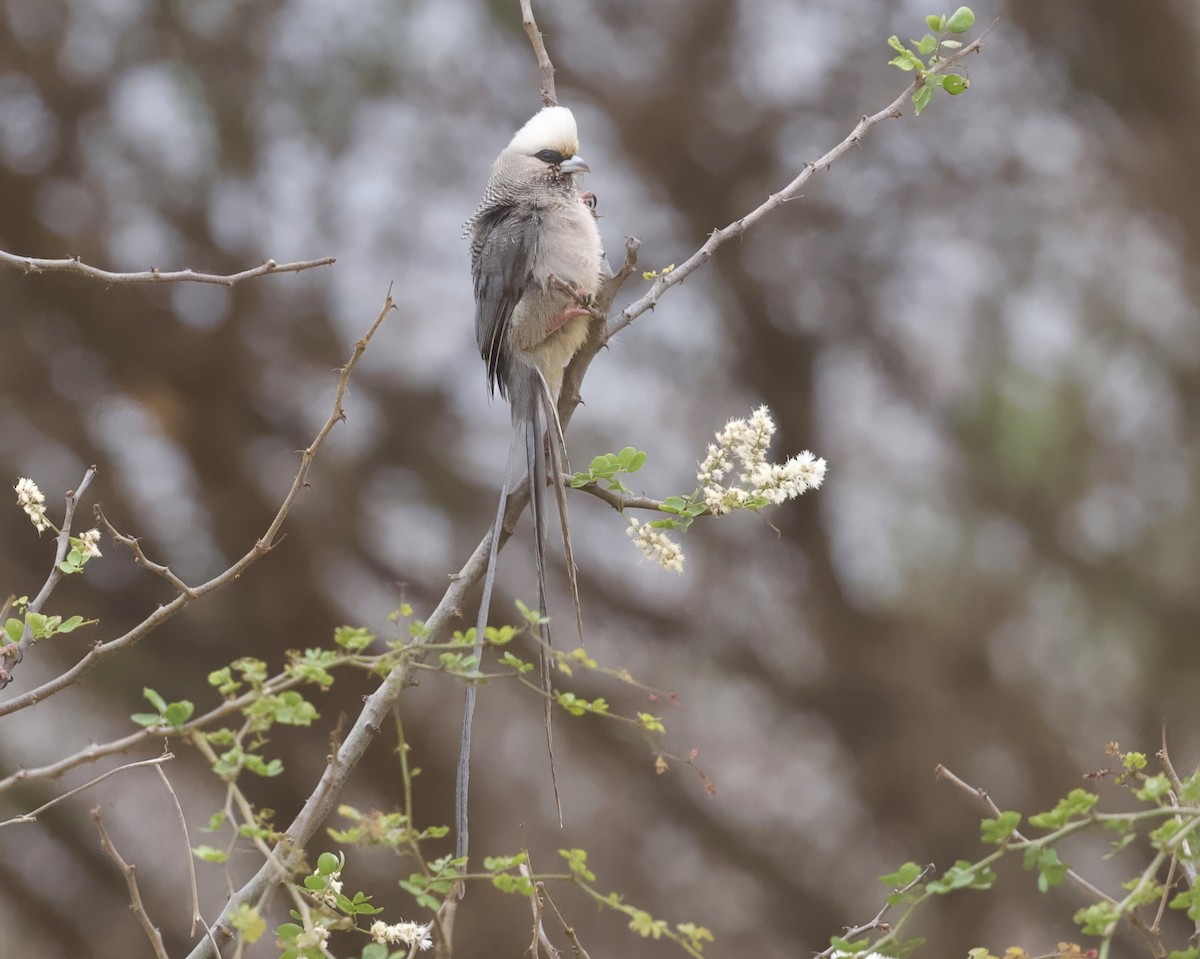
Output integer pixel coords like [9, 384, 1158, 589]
[455, 105, 604, 867]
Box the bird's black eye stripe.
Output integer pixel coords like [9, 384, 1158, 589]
[535, 149, 565, 164]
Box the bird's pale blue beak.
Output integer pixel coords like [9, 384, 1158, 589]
[559, 155, 590, 175]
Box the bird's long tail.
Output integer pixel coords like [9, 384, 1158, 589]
[538, 382, 584, 645]
[455, 428, 520, 869]
[527, 396, 563, 828]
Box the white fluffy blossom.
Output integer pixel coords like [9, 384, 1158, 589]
[79, 528, 103, 559]
[370, 920, 433, 951]
[626, 517, 685, 573]
[697, 407, 826, 515]
[14, 478, 50, 533]
[296, 924, 329, 950]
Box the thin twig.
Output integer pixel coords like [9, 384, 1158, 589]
[0, 250, 335, 287]
[520, 0, 557, 107]
[0, 291, 394, 718]
[156, 764, 203, 933]
[93, 807, 170, 959]
[0, 467, 98, 689]
[935, 763, 1158, 942]
[539, 882, 592, 959]
[565, 476, 692, 514]
[519, 863, 561, 959]
[95, 506, 197, 597]
[0, 753, 172, 828]
[812, 863, 933, 958]
[603, 21, 997, 343]
[0, 657, 349, 793]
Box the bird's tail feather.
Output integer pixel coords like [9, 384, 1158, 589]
[455, 427, 520, 870]
[527, 401, 564, 828]
[537, 382, 584, 646]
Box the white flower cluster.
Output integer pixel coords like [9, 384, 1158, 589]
[14, 477, 50, 533]
[295, 924, 329, 950]
[79, 528, 102, 559]
[626, 517, 685, 573]
[370, 920, 433, 951]
[697, 406, 826, 515]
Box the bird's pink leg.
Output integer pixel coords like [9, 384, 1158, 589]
[546, 306, 591, 333]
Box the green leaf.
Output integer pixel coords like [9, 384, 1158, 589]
[946, 6, 975, 32]
[163, 700, 195, 728]
[916, 34, 938, 55]
[1028, 788, 1098, 829]
[333, 625, 375, 651]
[193, 844, 229, 863]
[143, 687, 168, 713]
[829, 936, 869, 953]
[926, 14, 945, 31]
[3, 618, 23, 643]
[1134, 774, 1171, 802]
[926, 860, 995, 894]
[879, 861, 922, 887]
[980, 811, 1021, 845]
[912, 85, 934, 115]
[230, 903, 266, 942]
[316, 851, 342, 875]
[942, 73, 968, 95]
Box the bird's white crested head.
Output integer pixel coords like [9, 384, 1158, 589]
[507, 105, 580, 158]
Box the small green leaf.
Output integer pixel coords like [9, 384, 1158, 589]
[879, 861, 923, 887]
[946, 6, 975, 33]
[926, 14, 944, 31]
[912, 85, 934, 114]
[193, 844, 229, 863]
[916, 34, 938, 55]
[942, 73, 968, 95]
[980, 810, 1021, 845]
[316, 851, 342, 875]
[4, 618, 24, 643]
[143, 687, 168, 713]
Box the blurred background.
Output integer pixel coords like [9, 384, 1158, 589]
[2, 0, 1199, 956]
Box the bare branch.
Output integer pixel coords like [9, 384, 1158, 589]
[0, 291, 394, 718]
[519, 862, 561, 959]
[604, 23, 997, 343]
[0, 250, 335, 287]
[0, 753, 172, 828]
[520, 0, 557, 107]
[156, 764, 204, 933]
[93, 807, 170, 959]
[95, 506, 197, 597]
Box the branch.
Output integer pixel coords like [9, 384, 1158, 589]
[93, 807, 170, 959]
[520, 0, 557, 107]
[565, 476, 694, 515]
[813, 863, 933, 958]
[0, 753, 172, 828]
[0, 658, 338, 793]
[0, 291, 394, 717]
[0, 467, 98, 689]
[604, 23, 996, 343]
[935, 763, 1161, 945]
[0, 251, 335, 287]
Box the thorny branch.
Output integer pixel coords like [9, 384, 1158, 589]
[0, 291, 394, 718]
[519, 0, 557, 108]
[936, 763, 1162, 951]
[93, 807, 170, 959]
[0, 753, 173, 828]
[0, 250, 335, 287]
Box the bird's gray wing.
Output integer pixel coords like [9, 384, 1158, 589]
[471, 203, 538, 398]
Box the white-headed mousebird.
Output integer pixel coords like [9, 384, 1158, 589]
[455, 106, 603, 866]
